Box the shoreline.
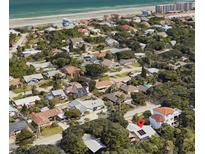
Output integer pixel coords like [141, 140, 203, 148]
[10, 5, 155, 28]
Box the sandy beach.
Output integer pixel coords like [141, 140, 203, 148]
[10, 6, 155, 28]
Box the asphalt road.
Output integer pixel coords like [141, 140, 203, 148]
[33, 133, 62, 145]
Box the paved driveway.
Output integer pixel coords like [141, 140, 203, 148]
[9, 33, 28, 59]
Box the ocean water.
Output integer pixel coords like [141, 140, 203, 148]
[10, 0, 192, 19]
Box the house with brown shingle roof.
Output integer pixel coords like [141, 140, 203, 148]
[29, 108, 63, 127]
[65, 82, 88, 98]
[95, 80, 113, 91]
[120, 84, 139, 95]
[149, 107, 182, 129]
[62, 65, 81, 78]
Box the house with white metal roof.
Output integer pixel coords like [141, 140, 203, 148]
[14, 96, 40, 107]
[82, 134, 106, 153]
[23, 73, 43, 85]
[26, 61, 52, 70]
[69, 97, 105, 114]
[22, 48, 41, 57]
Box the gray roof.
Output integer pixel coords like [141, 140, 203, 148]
[82, 134, 105, 153]
[69, 100, 87, 113]
[44, 70, 61, 78]
[23, 73, 43, 83]
[69, 98, 104, 113]
[51, 89, 66, 97]
[15, 96, 40, 106]
[9, 120, 28, 134]
[28, 61, 52, 69]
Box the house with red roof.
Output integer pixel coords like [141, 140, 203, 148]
[29, 108, 63, 127]
[149, 107, 182, 129]
[77, 28, 90, 36]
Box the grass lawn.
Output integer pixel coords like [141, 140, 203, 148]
[131, 63, 141, 67]
[116, 72, 129, 77]
[13, 86, 32, 94]
[99, 75, 110, 81]
[41, 125, 63, 137]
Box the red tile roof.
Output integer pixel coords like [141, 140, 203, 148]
[154, 107, 175, 115]
[151, 114, 165, 122]
[29, 108, 63, 126]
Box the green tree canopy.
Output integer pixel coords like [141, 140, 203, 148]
[16, 129, 34, 147]
[131, 92, 146, 106]
[101, 122, 129, 150]
[85, 64, 106, 78]
[9, 57, 35, 78]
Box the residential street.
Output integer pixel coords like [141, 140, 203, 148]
[33, 133, 62, 145]
[124, 102, 160, 120]
[9, 33, 28, 59]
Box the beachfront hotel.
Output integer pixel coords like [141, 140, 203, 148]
[156, 2, 194, 14]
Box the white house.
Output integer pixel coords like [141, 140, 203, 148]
[26, 61, 52, 71]
[105, 38, 119, 46]
[109, 47, 131, 54]
[144, 29, 155, 35]
[23, 73, 43, 85]
[146, 68, 160, 74]
[62, 45, 70, 52]
[139, 43, 146, 50]
[135, 53, 146, 58]
[149, 107, 182, 129]
[127, 123, 156, 140]
[14, 96, 41, 108]
[133, 17, 141, 23]
[22, 48, 41, 57]
[69, 97, 106, 114]
[82, 134, 106, 153]
[45, 27, 56, 32]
